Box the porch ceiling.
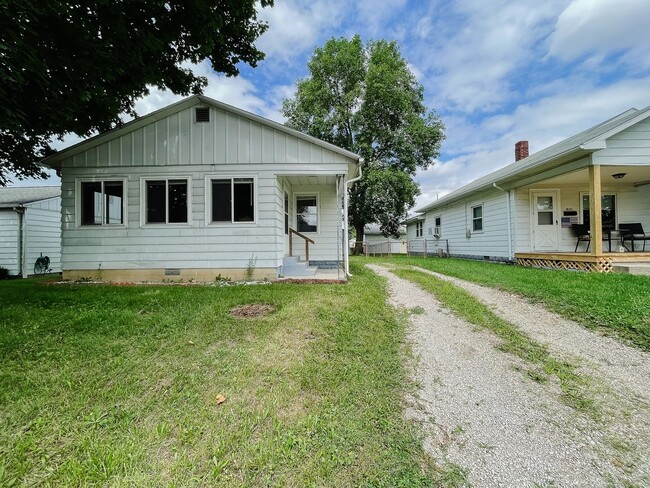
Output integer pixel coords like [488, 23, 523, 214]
[531, 165, 650, 187]
[283, 175, 338, 185]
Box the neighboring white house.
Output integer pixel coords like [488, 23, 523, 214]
[0, 186, 62, 277]
[41, 95, 361, 281]
[407, 106, 650, 272]
[363, 223, 407, 254]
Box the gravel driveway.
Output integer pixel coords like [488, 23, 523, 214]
[367, 264, 650, 488]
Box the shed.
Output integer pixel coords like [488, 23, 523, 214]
[0, 186, 62, 276]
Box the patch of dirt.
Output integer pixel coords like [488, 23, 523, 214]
[230, 304, 276, 318]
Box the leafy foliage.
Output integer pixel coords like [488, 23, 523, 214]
[282, 35, 444, 244]
[0, 0, 273, 185]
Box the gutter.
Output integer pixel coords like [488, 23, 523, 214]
[13, 206, 26, 277]
[492, 183, 513, 259]
[343, 158, 364, 277]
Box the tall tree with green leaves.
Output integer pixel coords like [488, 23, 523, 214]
[0, 0, 273, 185]
[282, 35, 444, 249]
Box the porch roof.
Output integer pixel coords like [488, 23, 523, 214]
[416, 105, 650, 213]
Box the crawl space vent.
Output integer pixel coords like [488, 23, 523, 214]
[195, 107, 210, 123]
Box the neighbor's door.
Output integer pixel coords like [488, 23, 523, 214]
[531, 190, 560, 251]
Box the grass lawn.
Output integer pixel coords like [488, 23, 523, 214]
[0, 264, 442, 487]
[366, 255, 650, 351]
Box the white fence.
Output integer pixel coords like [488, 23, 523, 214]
[363, 238, 449, 257]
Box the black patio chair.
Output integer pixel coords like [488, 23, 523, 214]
[572, 223, 591, 252]
[619, 223, 650, 252]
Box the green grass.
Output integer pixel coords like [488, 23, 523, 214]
[0, 265, 449, 487]
[368, 255, 650, 351]
[391, 268, 597, 415]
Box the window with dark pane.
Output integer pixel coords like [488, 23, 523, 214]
[81, 182, 102, 225]
[168, 180, 188, 223]
[296, 196, 317, 232]
[582, 194, 616, 230]
[284, 192, 289, 234]
[472, 205, 483, 232]
[211, 179, 232, 222]
[233, 178, 254, 222]
[146, 181, 166, 223]
[104, 181, 123, 224]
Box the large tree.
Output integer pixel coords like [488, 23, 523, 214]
[282, 35, 444, 248]
[0, 0, 273, 185]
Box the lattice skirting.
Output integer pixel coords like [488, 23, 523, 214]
[516, 257, 614, 273]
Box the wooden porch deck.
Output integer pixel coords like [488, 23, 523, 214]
[515, 252, 650, 273]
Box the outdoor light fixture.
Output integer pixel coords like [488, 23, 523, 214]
[612, 172, 626, 179]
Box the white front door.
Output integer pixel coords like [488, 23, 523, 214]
[531, 190, 560, 251]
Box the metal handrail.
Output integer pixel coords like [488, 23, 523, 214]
[289, 228, 315, 262]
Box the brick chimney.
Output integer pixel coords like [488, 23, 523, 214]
[515, 141, 529, 161]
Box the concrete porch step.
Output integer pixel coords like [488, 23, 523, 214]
[282, 256, 317, 277]
[611, 262, 650, 276]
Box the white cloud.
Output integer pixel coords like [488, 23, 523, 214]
[257, 0, 346, 65]
[549, 0, 650, 69]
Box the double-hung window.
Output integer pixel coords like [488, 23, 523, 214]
[145, 179, 189, 224]
[80, 180, 124, 225]
[296, 195, 318, 232]
[415, 221, 423, 237]
[472, 205, 483, 232]
[211, 177, 255, 223]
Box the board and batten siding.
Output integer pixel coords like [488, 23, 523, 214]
[57, 104, 354, 277]
[0, 210, 19, 275]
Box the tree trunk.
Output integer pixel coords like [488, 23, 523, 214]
[353, 222, 365, 255]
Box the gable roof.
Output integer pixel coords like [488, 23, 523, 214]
[416, 105, 650, 213]
[0, 186, 61, 207]
[41, 95, 360, 168]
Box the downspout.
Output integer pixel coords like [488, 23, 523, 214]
[344, 158, 364, 277]
[13, 206, 26, 277]
[492, 183, 513, 260]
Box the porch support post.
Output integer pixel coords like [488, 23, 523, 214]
[589, 164, 603, 255]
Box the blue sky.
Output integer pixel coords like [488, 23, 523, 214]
[12, 0, 650, 210]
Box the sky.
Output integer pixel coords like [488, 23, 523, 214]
[11, 0, 650, 210]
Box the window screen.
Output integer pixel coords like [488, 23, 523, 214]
[296, 196, 317, 232]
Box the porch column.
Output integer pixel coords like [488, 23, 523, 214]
[589, 164, 603, 255]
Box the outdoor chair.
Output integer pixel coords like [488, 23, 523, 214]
[572, 223, 590, 252]
[619, 223, 650, 252]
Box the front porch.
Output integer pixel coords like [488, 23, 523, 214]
[515, 251, 650, 273]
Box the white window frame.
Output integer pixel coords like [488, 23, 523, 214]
[205, 175, 258, 225]
[75, 177, 128, 228]
[434, 215, 441, 236]
[139, 177, 192, 227]
[415, 221, 423, 238]
[294, 192, 320, 234]
[471, 204, 484, 233]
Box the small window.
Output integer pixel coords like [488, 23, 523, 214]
[80, 180, 124, 225]
[195, 107, 210, 123]
[211, 177, 255, 223]
[434, 216, 441, 236]
[296, 196, 318, 232]
[472, 205, 483, 232]
[145, 179, 188, 224]
[415, 221, 423, 237]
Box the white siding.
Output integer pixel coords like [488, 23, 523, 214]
[423, 189, 511, 259]
[59, 106, 351, 173]
[593, 119, 650, 165]
[515, 183, 650, 253]
[0, 210, 19, 275]
[24, 197, 62, 274]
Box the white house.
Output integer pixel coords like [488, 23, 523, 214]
[408, 106, 650, 272]
[363, 223, 407, 254]
[41, 96, 361, 281]
[0, 186, 62, 277]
